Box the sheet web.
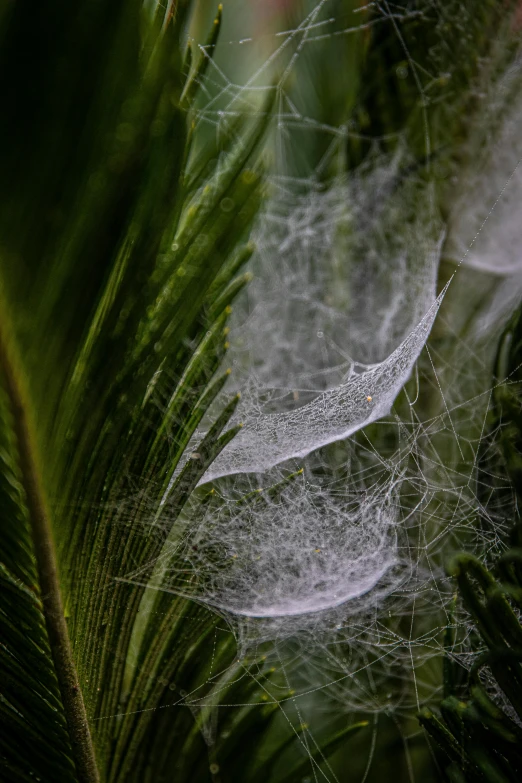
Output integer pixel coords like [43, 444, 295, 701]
[111, 2, 522, 779]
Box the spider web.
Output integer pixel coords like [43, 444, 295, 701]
[109, 2, 522, 780]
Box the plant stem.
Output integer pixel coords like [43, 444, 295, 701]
[0, 318, 100, 783]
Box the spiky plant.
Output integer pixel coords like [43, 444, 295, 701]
[420, 303, 522, 782]
[2, 1, 522, 782]
[0, 1, 302, 780]
[419, 540, 522, 783]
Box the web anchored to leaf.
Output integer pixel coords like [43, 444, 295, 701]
[2, 2, 522, 783]
[112, 2, 522, 779]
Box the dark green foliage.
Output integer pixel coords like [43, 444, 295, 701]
[419, 546, 522, 782]
[276, 0, 519, 184]
[420, 302, 522, 782]
[474, 301, 522, 532]
[345, 0, 519, 174]
[0, 1, 276, 780]
[490, 304, 522, 505]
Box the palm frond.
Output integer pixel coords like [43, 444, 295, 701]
[0, 2, 270, 780]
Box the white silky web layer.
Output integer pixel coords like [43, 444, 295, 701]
[203, 286, 445, 481]
[176, 473, 403, 619]
[200, 166, 445, 482]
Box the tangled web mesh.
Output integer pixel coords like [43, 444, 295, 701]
[158, 461, 405, 620]
[202, 162, 445, 481]
[113, 0, 522, 772]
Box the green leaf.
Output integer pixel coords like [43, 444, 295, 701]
[0, 2, 270, 781]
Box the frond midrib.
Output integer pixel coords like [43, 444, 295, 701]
[0, 309, 99, 783]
